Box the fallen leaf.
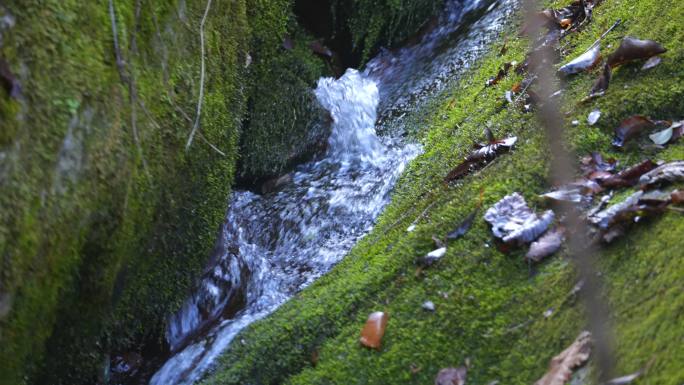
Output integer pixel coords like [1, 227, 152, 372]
[612, 116, 655, 148]
[559, 44, 601, 75]
[534, 331, 592, 385]
[486, 62, 513, 87]
[641, 56, 662, 70]
[605, 371, 642, 385]
[587, 190, 668, 242]
[444, 137, 517, 183]
[671, 190, 684, 205]
[648, 120, 683, 145]
[447, 209, 478, 240]
[359, 312, 388, 350]
[468, 136, 518, 163]
[649, 126, 673, 145]
[588, 63, 611, 98]
[599, 160, 657, 188]
[607, 37, 667, 68]
[587, 109, 601, 125]
[484, 193, 555, 244]
[581, 152, 617, 174]
[435, 367, 467, 385]
[639, 161, 684, 187]
[526, 227, 565, 262]
[417, 247, 447, 267]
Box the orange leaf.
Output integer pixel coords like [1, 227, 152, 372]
[359, 312, 388, 350]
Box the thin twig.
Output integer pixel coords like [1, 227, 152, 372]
[186, 0, 212, 151]
[513, 75, 537, 104]
[109, 0, 149, 177]
[589, 19, 621, 49]
[523, 0, 614, 380]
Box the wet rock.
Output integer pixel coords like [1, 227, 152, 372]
[422, 301, 436, 312]
[435, 366, 467, 385]
[261, 173, 293, 194]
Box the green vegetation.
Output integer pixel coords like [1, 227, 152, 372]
[0, 0, 328, 384]
[333, 0, 445, 62]
[204, 1, 684, 384]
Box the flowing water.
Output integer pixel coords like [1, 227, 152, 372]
[146, 1, 516, 383]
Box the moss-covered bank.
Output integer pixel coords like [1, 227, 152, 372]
[204, 1, 684, 384]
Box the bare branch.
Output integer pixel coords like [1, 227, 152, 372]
[109, 0, 149, 177]
[522, 0, 614, 380]
[185, 0, 212, 151]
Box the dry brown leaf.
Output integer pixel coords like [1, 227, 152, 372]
[359, 312, 388, 350]
[599, 160, 657, 188]
[444, 137, 517, 183]
[526, 227, 565, 262]
[671, 190, 684, 205]
[534, 331, 592, 385]
[607, 37, 667, 68]
[588, 62, 612, 98]
[639, 161, 684, 187]
[435, 367, 467, 385]
[559, 44, 601, 75]
[612, 116, 655, 148]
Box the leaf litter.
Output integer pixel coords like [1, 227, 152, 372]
[484, 193, 555, 245]
[534, 331, 592, 385]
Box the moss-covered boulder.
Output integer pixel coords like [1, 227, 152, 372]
[0, 0, 329, 383]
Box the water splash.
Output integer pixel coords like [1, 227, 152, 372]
[150, 69, 418, 385]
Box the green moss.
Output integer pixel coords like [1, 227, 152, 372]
[0, 0, 328, 384]
[332, 0, 444, 62]
[204, 1, 684, 384]
[238, 24, 328, 181]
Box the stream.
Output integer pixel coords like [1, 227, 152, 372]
[144, 1, 516, 383]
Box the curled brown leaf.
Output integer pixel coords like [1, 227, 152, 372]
[607, 37, 667, 68]
[534, 331, 592, 385]
[526, 227, 565, 262]
[612, 116, 655, 148]
[588, 62, 611, 98]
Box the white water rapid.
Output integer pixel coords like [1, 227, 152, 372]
[149, 68, 418, 385]
[145, 0, 517, 383]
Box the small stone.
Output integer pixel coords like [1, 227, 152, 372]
[418, 247, 447, 266]
[422, 301, 436, 312]
[572, 120, 580, 126]
[407, 224, 416, 232]
[435, 367, 467, 385]
[587, 109, 601, 126]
